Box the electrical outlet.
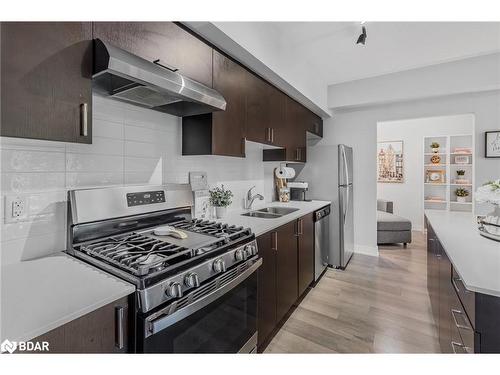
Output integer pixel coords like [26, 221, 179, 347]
[4, 195, 29, 223]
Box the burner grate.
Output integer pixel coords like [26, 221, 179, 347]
[171, 219, 250, 242]
[81, 232, 194, 276]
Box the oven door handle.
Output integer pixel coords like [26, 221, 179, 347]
[146, 257, 262, 337]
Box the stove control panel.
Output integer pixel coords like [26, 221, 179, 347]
[127, 190, 165, 207]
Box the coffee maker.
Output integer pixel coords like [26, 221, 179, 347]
[288, 181, 309, 201]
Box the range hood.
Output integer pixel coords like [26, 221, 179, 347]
[92, 39, 226, 117]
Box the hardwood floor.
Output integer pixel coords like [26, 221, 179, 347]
[264, 231, 441, 353]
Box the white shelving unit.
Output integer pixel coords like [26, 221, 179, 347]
[423, 134, 474, 217]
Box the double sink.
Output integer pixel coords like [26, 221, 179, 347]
[241, 206, 299, 219]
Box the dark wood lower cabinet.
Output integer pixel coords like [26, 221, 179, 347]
[257, 214, 314, 351]
[297, 213, 314, 297]
[33, 296, 131, 353]
[426, 218, 500, 353]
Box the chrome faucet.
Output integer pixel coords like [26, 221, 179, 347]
[245, 186, 264, 210]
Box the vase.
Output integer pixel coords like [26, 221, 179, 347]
[457, 196, 467, 203]
[215, 206, 227, 219]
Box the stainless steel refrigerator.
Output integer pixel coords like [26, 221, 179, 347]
[294, 144, 354, 269]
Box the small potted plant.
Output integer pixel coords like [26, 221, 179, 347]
[455, 187, 469, 203]
[430, 142, 440, 153]
[209, 185, 233, 219]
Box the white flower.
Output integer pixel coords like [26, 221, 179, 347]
[476, 180, 500, 205]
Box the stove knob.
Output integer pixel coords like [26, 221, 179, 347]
[184, 272, 200, 288]
[165, 282, 183, 298]
[234, 248, 248, 261]
[213, 258, 226, 273]
[245, 244, 257, 256]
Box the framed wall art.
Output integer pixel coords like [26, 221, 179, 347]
[485, 131, 500, 158]
[378, 141, 404, 183]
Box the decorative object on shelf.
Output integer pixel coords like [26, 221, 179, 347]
[430, 154, 441, 164]
[485, 131, 500, 158]
[209, 185, 233, 219]
[426, 169, 445, 183]
[425, 196, 445, 202]
[377, 140, 404, 183]
[453, 147, 472, 154]
[455, 169, 470, 184]
[430, 141, 440, 153]
[455, 187, 469, 203]
[476, 180, 500, 241]
[454, 155, 470, 164]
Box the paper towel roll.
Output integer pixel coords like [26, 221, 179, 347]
[275, 166, 295, 179]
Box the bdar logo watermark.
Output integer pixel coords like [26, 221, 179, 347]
[1, 339, 49, 354]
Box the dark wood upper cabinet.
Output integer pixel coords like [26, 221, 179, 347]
[245, 72, 285, 146]
[257, 231, 277, 350]
[297, 213, 314, 296]
[1, 22, 93, 143]
[275, 221, 299, 322]
[93, 22, 213, 87]
[182, 50, 246, 157]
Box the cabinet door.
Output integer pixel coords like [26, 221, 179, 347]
[93, 22, 212, 87]
[35, 296, 130, 353]
[427, 224, 441, 332]
[276, 221, 299, 322]
[257, 231, 277, 349]
[297, 213, 315, 296]
[211, 50, 246, 157]
[284, 97, 307, 162]
[439, 247, 453, 353]
[307, 111, 323, 137]
[1, 22, 92, 143]
[245, 74, 285, 146]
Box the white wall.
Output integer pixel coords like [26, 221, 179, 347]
[328, 53, 500, 110]
[377, 114, 474, 231]
[0, 95, 278, 265]
[318, 90, 500, 252]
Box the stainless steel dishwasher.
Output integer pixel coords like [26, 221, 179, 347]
[314, 205, 330, 283]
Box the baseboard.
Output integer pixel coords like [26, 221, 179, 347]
[354, 244, 379, 257]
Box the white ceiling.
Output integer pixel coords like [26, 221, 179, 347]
[269, 22, 500, 85]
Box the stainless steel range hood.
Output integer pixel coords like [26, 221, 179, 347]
[92, 39, 226, 117]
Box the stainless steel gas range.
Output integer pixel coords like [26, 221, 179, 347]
[67, 184, 261, 353]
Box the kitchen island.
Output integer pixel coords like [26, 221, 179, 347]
[425, 209, 500, 353]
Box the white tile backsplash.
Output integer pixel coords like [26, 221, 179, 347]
[0, 94, 279, 265]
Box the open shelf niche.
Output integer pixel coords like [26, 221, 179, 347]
[423, 134, 474, 214]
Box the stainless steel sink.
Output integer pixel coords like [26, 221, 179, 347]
[241, 211, 281, 219]
[256, 206, 299, 215]
[241, 206, 300, 219]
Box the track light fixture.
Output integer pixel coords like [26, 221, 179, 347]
[356, 24, 367, 45]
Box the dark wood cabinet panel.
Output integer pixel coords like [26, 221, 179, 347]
[182, 51, 246, 157]
[93, 22, 212, 87]
[257, 231, 277, 349]
[211, 50, 246, 157]
[297, 213, 314, 297]
[276, 221, 299, 322]
[439, 248, 453, 353]
[284, 96, 308, 162]
[245, 73, 285, 146]
[1, 22, 93, 143]
[35, 296, 130, 353]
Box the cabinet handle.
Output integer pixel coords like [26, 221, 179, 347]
[115, 306, 125, 349]
[296, 148, 300, 161]
[296, 218, 303, 236]
[452, 276, 472, 295]
[266, 128, 272, 142]
[80, 103, 88, 137]
[153, 59, 178, 72]
[451, 309, 472, 331]
[271, 128, 274, 143]
[271, 232, 278, 251]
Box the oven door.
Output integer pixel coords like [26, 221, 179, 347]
[139, 257, 261, 353]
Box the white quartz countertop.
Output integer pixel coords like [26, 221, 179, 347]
[425, 210, 500, 297]
[1, 252, 135, 342]
[220, 200, 331, 237]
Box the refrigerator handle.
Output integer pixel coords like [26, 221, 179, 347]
[344, 186, 349, 225]
[341, 146, 349, 186]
